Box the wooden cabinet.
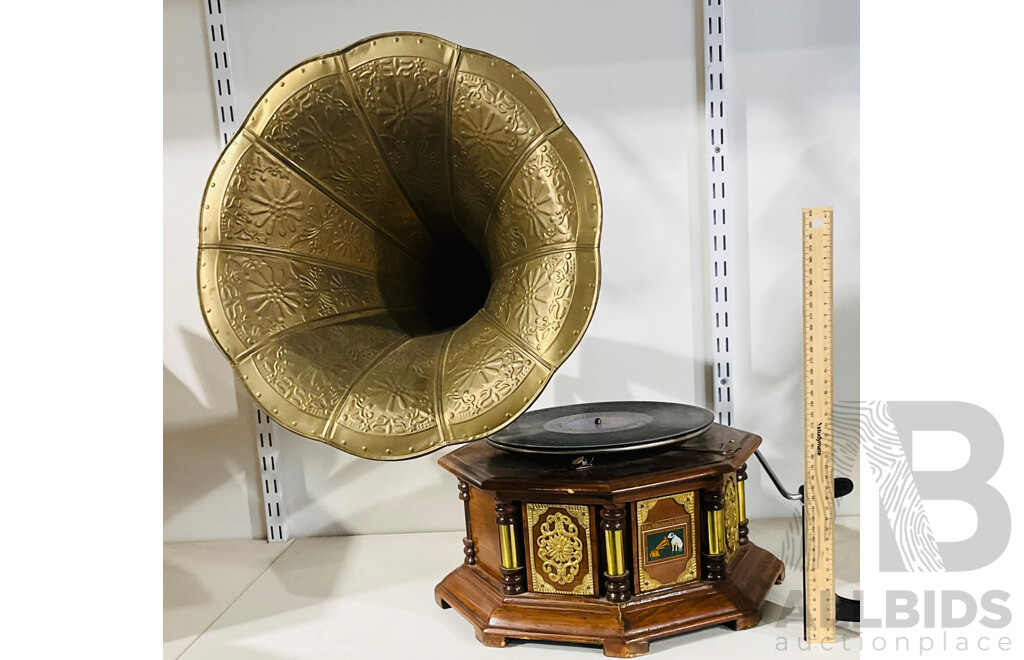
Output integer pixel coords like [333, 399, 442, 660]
[435, 423, 785, 657]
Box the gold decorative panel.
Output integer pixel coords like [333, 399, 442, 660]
[724, 473, 740, 560]
[197, 32, 602, 460]
[635, 492, 698, 592]
[525, 503, 595, 595]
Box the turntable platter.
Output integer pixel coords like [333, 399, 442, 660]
[487, 401, 714, 454]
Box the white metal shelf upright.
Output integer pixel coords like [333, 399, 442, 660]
[203, 0, 289, 543]
[701, 0, 737, 428]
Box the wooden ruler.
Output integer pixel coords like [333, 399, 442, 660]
[802, 207, 835, 642]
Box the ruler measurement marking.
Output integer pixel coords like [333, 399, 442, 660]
[803, 206, 835, 642]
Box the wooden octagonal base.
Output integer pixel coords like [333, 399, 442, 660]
[436, 542, 784, 657]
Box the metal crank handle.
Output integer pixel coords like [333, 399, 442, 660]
[753, 450, 854, 502]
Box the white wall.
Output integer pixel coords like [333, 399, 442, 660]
[727, 0, 860, 519]
[165, 0, 265, 540]
[163, 0, 859, 541]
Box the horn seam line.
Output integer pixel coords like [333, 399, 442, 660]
[493, 242, 599, 274]
[480, 121, 565, 260]
[338, 53, 441, 240]
[201, 244, 421, 289]
[478, 308, 554, 371]
[443, 47, 464, 241]
[232, 306, 414, 364]
[240, 129, 428, 267]
[433, 329, 457, 447]
[322, 334, 417, 440]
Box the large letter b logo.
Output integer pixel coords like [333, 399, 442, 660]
[865, 401, 1009, 572]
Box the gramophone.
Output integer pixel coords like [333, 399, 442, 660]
[197, 32, 783, 657]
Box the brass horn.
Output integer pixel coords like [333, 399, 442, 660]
[198, 32, 601, 460]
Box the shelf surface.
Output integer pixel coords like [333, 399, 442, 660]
[164, 517, 860, 659]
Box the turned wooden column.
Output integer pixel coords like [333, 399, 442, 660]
[458, 481, 476, 566]
[599, 504, 631, 603]
[701, 483, 727, 581]
[736, 465, 750, 546]
[494, 501, 526, 595]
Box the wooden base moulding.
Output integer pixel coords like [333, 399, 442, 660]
[434, 423, 786, 657]
[437, 542, 783, 657]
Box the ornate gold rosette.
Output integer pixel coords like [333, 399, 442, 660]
[537, 512, 584, 585]
[197, 32, 601, 460]
[525, 503, 595, 595]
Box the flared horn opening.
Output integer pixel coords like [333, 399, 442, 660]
[198, 32, 601, 459]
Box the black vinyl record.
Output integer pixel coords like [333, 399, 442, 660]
[488, 401, 714, 455]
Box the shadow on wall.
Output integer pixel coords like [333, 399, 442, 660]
[164, 329, 263, 540]
[273, 433, 445, 539]
[165, 334, 697, 541]
[548, 337, 695, 405]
